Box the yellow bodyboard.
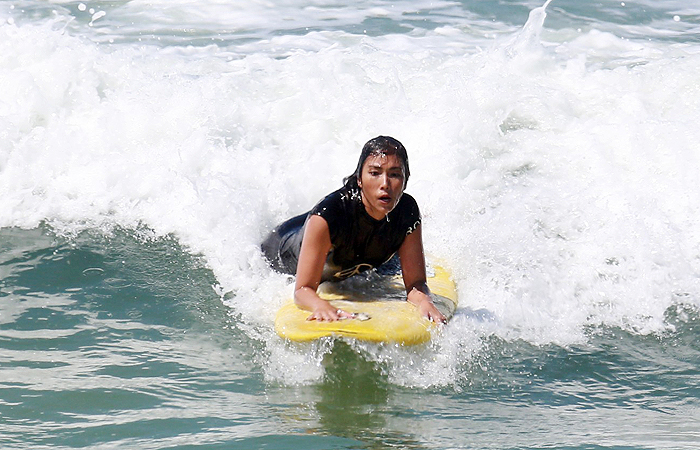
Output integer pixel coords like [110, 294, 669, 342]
[274, 264, 457, 345]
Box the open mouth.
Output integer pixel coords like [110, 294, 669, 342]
[378, 195, 392, 205]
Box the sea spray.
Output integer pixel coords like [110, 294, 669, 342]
[3, 2, 700, 448]
[1, 0, 700, 388]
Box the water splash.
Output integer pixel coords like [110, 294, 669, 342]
[3, 0, 700, 389]
[505, 0, 555, 56]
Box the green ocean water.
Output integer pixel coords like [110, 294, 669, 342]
[2, 227, 699, 449]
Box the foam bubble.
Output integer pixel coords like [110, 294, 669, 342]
[90, 10, 106, 26]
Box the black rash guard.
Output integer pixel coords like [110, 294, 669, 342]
[262, 186, 421, 281]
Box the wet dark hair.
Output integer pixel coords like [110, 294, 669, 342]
[343, 136, 410, 190]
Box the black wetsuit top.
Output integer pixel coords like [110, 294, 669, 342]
[261, 187, 421, 281]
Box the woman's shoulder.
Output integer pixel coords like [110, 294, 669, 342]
[398, 192, 418, 206]
[390, 192, 421, 235]
[396, 192, 420, 215]
[309, 187, 357, 223]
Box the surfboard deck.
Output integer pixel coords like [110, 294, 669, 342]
[274, 264, 457, 345]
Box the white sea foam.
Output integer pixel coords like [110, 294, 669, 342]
[2, 0, 700, 385]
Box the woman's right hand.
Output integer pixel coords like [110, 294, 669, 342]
[294, 215, 338, 319]
[296, 213, 439, 323]
[305, 301, 353, 322]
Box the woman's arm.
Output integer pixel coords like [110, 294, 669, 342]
[398, 224, 447, 323]
[293, 214, 352, 321]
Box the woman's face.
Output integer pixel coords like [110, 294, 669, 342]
[358, 153, 405, 220]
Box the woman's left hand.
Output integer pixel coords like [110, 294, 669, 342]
[408, 287, 447, 324]
[417, 299, 447, 324]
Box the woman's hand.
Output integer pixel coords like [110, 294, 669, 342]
[418, 298, 447, 324]
[408, 287, 447, 324]
[305, 301, 354, 322]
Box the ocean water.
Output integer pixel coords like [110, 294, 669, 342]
[2, 0, 700, 448]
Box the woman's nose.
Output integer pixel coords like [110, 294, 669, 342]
[382, 173, 389, 186]
[380, 174, 389, 188]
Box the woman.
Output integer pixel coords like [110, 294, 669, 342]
[262, 136, 446, 323]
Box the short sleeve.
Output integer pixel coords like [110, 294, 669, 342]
[308, 190, 350, 243]
[396, 193, 421, 236]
